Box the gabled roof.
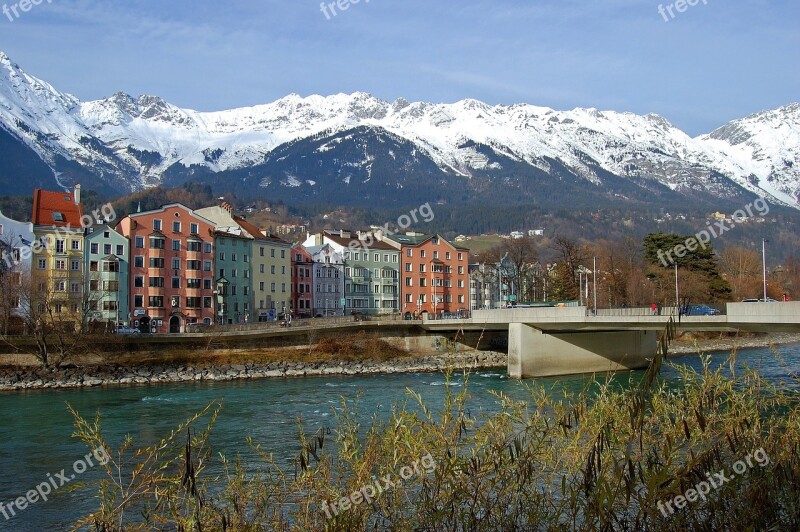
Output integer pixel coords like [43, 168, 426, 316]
[32, 189, 83, 228]
[234, 216, 291, 246]
[324, 233, 398, 251]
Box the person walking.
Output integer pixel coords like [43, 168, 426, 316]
[651, 303, 658, 316]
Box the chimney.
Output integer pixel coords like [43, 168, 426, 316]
[220, 201, 233, 214]
[73, 184, 81, 206]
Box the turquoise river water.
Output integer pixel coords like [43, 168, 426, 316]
[0, 344, 798, 531]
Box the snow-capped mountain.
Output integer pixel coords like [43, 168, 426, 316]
[0, 51, 798, 210]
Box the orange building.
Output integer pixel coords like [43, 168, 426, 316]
[383, 232, 470, 317]
[117, 204, 217, 333]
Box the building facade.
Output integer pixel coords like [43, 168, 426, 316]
[383, 232, 470, 317]
[84, 224, 130, 328]
[291, 244, 314, 318]
[118, 204, 217, 333]
[31, 186, 85, 330]
[304, 231, 400, 315]
[0, 210, 35, 331]
[306, 243, 345, 317]
[235, 217, 292, 321]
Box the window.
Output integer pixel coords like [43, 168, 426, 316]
[149, 257, 165, 268]
[419, 264, 426, 273]
[204, 243, 212, 253]
[71, 282, 80, 293]
[405, 278, 413, 287]
[55, 280, 66, 292]
[259, 282, 265, 291]
[432, 237, 439, 245]
[173, 221, 181, 233]
[134, 276, 144, 288]
[204, 261, 212, 271]
[104, 244, 112, 255]
[187, 260, 201, 270]
[90, 261, 99, 272]
[134, 256, 144, 268]
[203, 279, 212, 290]
[173, 240, 181, 251]
[260, 264, 265, 274]
[260, 247, 265, 257]
[172, 258, 181, 270]
[244, 254, 249, 263]
[282, 283, 286, 293]
[38, 258, 46, 269]
[134, 295, 144, 308]
[271, 249, 275, 258]
[281, 250, 285, 259]
[71, 260, 80, 271]
[187, 278, 201, 289]
[281, 266, 286, 275]
[103, 301, 118, 311]
[135, 236, 144, 249]
[190, 223, 199, 234]
[458, 253, 463, 261]
[433, 251, 439, 259]
[55, 259, 66, 270]
[405, 263, 412, 272]
[188, 240, 202, 252]
[446, 252, 451, 260]
[153, 219, 162, 231]
[149, 277, 164, 288]
[172, 277, 181, 289]
[52, 212, 64, 223]
[406, 249, 413, 257]
[271, 265, 275, 274]
[203, 297, 212, 309]
[219, 252, 226, 261]
[271, 282, 276, 292]
[116, 245, 124, 256]
[90, 243, 99, 254]
[150, 237, 165, 249]
[374, 253, 379, 262]
[56, 240, 65, 253]
[186, 297, 201, 309]
[148, 296, 164, 308]
[458, 266, 464, 275]
[420, 250, 426, 258]
[232, 253, 237, 262]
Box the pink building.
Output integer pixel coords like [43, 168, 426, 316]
[118, 204, 216, 333]
[291, 244, 313, 318]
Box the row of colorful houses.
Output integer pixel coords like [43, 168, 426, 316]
[0, 186, 470, 334]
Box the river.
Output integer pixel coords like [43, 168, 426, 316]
[0, 344, 798, 531]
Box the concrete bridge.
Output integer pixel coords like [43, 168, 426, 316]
[421, 303, 800, 379]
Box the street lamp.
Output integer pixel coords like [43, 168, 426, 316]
[592, 257, 598, 313]
[762, 238, 769, 302]
[675, 263, 680, 309]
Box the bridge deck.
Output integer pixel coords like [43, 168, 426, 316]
[422, 302, 800, 334]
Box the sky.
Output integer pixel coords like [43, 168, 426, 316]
[0, 0, 797, 136]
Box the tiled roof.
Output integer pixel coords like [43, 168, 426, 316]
[32, 189, 83, 227]
[324, 234, 398, 251]
[234, 216, 290, 245]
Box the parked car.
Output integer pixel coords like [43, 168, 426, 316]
[685, 304, 721, 316]
[115, 326, 140, 335]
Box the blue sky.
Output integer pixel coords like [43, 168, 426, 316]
[0, 0, 797, 135]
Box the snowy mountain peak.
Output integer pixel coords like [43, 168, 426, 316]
[0, 51, 797, 209]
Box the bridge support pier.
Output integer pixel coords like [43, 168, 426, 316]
[508, 325, 656, 379]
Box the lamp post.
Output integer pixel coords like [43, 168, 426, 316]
[762, 238, 768, 302]
[592, 257, 598, 314]
[675, 263, 680, 309]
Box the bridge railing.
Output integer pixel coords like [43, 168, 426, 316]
[591, 307, 679, 317]
[199, 313, 409, 333]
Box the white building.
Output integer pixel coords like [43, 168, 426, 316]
[0, 210, 35, 322]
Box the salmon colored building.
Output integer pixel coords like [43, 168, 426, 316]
[383, 232, 470, 317]
[117, 204, 217, 333]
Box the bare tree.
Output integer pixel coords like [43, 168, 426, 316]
[719, 246, 762, 300]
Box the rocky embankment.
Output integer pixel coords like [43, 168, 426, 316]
[0, 352, 507, 391]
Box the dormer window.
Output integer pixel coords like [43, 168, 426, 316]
[52, 212, 64, 222]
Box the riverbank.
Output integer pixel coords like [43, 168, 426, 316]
[0, 351, 507, 391]
[669, 331, 800, 355]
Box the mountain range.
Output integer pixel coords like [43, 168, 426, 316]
[0, 51, 798, 211]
